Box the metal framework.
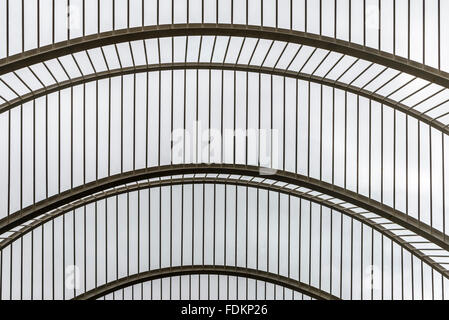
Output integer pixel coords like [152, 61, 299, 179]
[0, 0, 449, 300]
[2, 164, 448, 254]
[2, 24, 449, 87]
[73, 265, 340, 300]
[1, 62, 448, 134]
[93, 274, 317, 300]
[1, 176, 446, 279]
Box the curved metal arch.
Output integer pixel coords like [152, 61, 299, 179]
[93, 272, 314, 301]
[2, 176, 446, 279]
[1, 62, 448, 135]
[1, 164, 448, 253]
[73, 265, 340, 300]
[1, 24, 448, 88]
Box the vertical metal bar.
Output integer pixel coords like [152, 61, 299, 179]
[357, 96, 360, 195]
[361, 224, 363, 299]
[202, 183, 205, 293]
[393, 0, 396, 55]
[105, 197, 108, 298]
[277, 192, 280, 300]
[42, 225, 44, 299]
[9, 244, 12, 299]
[234, 71, 238, 298]
[307, 83, 311, 178]
[319, 206, 322, 291]
[378, 0, 381, 50]
[37, 0, 40, 47]
[284, 191, 290, 298]
[421, 260, 424, 299]
[381, 103, 384, 204]
[5, 0, 8, 56]
[391, 240, 394, 299]
[370, 228, 374, 300]
[408, 0, 410, 60]
[350, 218, 353, 299]
[222, 69, 226, 298]
[349, 0, 351, 42]
[7, 113, 10, 220]
[148, 188, 151, 299]
[320, 84, 323, 179]
[52, 0, 55, 44]
[381, 235, 384, 299]
[191, 184, 195, 300]
[363, 0, 366, 47]
[213, 183, 217, 297]
[133, 74, 136, 172]
[340, 213, 343, 298]
[443, 133, 446, 241]
[96, 0, 100, 33]
[418, 121, 421, 223]
[95, 80, 99, 294]
[411, 251, 414, 300]
[225, 183, 228, 300]
[31, 100, 36, 300]
[345, 92, 347, 190]
[82, 203, 86, 295]
[308, 202, 312, 287]
[62, 208, 66, 300]
[56, 90, 61, 299]
[231, 0, 234, 24]
[394, 109, 396, 212]
[115, 195, 118, 299]
[170, 43, 174, 300]
[245, 73, 249, 297]
[430, 126, 433, 230]
[334, 0, 337, 38]
[330, 207, 333, 296]
[423, 0, 425, 64]
[121, 75, 124, 174]
[235, 185, 238, 297]
[266, 188, 269, 298]
[401, 247, 404, 300]
[158, 189, 161, 299]
[438, 0, 441, 70]
[22, 0, 24, 51]
[431, 268, 435, 300]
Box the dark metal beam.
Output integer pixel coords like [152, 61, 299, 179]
[1, 24, 448, 88]
[72, 265, 340, 300]
[1, 164, 448, 253]
[1, 176, 445, 278]
[1, 62, 448, 135]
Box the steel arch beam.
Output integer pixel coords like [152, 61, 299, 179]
[1, 24, 448, 88]
[1, 176, 446, 278]
[1, 62, 448, 135]
[73, 265, 339, 300]
[1, 164, 448, 252]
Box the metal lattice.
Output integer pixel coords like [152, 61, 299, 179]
[0, 0, 448, 300]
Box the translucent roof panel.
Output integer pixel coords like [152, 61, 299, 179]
[0, 0, 448, 301]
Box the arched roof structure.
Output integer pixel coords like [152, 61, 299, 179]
[0, 0, 448, 300]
